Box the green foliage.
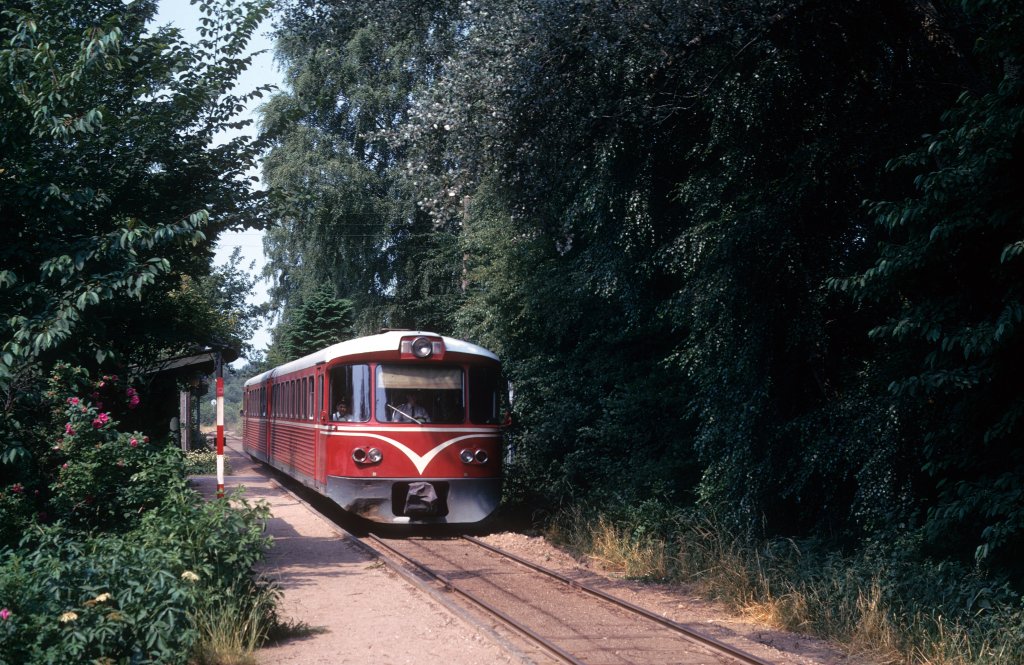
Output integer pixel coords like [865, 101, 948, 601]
[0, 362, 276, 664]
[183, 449, 220, 476]
[833, 0, 1024, 565]
[0, 0, 272, 377]
[0, 527, 199, 665]
[552, 505, 1024, 663]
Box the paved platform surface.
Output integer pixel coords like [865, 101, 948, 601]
[189, 434, 515, 665]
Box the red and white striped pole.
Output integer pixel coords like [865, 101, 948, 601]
[215, 352, 225, 499]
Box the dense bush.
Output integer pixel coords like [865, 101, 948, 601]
[0, 362, 276, 663]
[0, 489, 272, 664]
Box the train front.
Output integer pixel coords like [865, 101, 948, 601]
[323, 333, 504, 524]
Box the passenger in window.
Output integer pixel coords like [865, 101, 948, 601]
[332, 401, 353, 422]
[390, 392, 430, 423]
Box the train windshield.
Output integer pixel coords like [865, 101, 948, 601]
[375, 365, 464, 424]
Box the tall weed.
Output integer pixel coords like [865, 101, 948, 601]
[545, 505, 1024, 664]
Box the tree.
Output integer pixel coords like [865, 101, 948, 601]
[398, 0, 970, 538]
[834, 0, 1024, 565]
[0, 0, 271, 496]
[260, 0, 465, 333]
[267, 286, 356, 365]
[0, 0, 272, 376]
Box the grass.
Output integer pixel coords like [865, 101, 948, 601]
[544, 505, 1024, 665]
[189, 581, 323, 665]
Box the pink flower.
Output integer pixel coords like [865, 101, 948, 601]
[66, 397, 79, 405]
[128, 394, 140, 409]
[10, 483, 23, 494]
[0, 608, 10, 620]
[92, 413, 110, 429]
[129, 438, 138, 448]
[65, 423, 75, 435]
[143, 436, 150, 444]
[62, 463, 69, 469]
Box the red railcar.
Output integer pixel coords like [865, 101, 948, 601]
[241, 331, 504, 523]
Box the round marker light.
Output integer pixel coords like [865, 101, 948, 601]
[352, 447, 367, 463]
[460, 448, 475, 464]
[475, 449, 489, 464]
[367, 447, 383, 464]
[411, 336, 433, 358]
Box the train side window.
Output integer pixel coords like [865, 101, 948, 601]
[469, 365, 504, 424]
[329, 365, 370, 422]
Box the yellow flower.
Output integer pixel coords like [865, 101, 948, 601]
[59, 611, 79, 623]
[180, 570, 200, 583]
[85, 592, 113, 607]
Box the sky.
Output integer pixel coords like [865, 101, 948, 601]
[154, 1, 284, 360]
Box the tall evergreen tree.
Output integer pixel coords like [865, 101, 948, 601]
[268, 286, 355, 364]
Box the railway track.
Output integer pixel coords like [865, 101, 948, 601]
[363, 533, 779, 665]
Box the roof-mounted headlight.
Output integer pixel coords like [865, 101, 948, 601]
[401, 335, 446, 359]
[411, 336, 433, 358]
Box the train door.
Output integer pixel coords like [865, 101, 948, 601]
[264, 382, 274, 461]
[314, 362, 327, 488]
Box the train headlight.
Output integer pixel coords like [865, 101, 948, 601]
[460, 448, 475, 464]
[367, 447, 383, 464]
[352, 447, 367, 463]
[411, 336, 433, 358]
[475, 449, 489, 464]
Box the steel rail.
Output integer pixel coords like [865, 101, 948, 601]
[464, 535, 777, 665]
[366, 534, 585, 665]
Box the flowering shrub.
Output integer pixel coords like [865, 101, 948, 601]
[47, 397, 186, 532]
[0, 364, 280, 662]
[0, 490, 273, 664]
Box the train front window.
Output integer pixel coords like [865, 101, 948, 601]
[469, 365, 504, 424]
[329, 365, 370, 422]
[375, 365, 464, 424]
